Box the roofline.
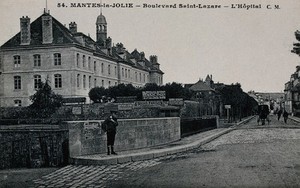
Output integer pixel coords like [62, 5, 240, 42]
[0, 43, 78, 51]
[150, 70, 164, 74]
[93, 51, 117, 62]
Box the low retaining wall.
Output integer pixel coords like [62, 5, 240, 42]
[180, 116, 219, 137]
[0, 128, 69, 169]
[66, 117, 181, 157]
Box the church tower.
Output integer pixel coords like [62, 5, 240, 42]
[96, 13, 107, 43]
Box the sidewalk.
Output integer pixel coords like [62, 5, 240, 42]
[71, 116, 254, 165]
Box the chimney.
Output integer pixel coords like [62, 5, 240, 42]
[150, 55, 157, 64]
[69, 22, 77, 33]
[140, 52, 145, 61]
[42, 14, 53, 44]
[105, 37, 112, 48]
[116, 43, 125, 54]
[106, 37, 112, 55]
[150, 55, 160, 69]
[20, 16, 31, 45]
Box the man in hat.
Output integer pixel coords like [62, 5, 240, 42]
[102, 110, 118, 155]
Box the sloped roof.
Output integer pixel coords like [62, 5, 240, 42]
[189, 80, 214, 92]
[1, 13, 79, 48]
[1, 13, 164, 74]
[130, 49, 164, 74]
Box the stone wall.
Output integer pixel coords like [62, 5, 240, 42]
[0, 128, 68, 169]
[0, 103, 162, 122]
[66, 117, 181, 157]
[54, 103, 161, 120]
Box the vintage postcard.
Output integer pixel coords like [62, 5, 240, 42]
[1, 0, 300, 187]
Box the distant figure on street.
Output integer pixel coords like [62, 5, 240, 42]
[283, 110, 288, 124]
[277, 109, 282, 121]
[102, 110, 118, 155]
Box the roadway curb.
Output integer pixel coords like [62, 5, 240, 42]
[232, 115, 256, 128]
[71, 128, 234, 166]
[289, 116, 300, 123]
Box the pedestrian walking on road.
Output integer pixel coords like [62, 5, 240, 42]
[283, 110, 288, 124]
[102, 110, 118, 155]
[277, 109, 282, 121]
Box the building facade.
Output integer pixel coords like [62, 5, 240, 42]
[284, 66, 300, 115]
[185, 75, 222, 116]
[0, 10, 164, 107]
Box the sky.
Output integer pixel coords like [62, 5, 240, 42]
[1, 0, 300, 92]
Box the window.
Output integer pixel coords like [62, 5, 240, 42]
[88, 57, 91, 70]
[34, 75, 42, 89]
[139, 73, 142, 82]
[135, 72, 137, 81]
[77, 74, 80, 88]
[89, 76, 91, 88]
[94, 61, 96, 72]
[128, 70, 131, 78]
[101, 63, 104, 73]
[115, 82, 117, 86]
[115, 66, 117, 76]
[122, 68, 124, 77]
[14, 76, 21, 90]
[76, 53, 80, 67]
[14, 100, 22, 107]
[82, 55, 85, 67]
[33, 54, 41, 67]
[94, 78, 97, 87]
[54, 53, 61, 66]
[108, 65, 111, 75]
[125, 69, 127, 78]
[83, 75, 86, 89]
[102, 80, 104, 87]
[144, 74, 146, 83]
[54, 74, 62, 88]
[108, 81, 111, 86]
[14, 55, 21, 68]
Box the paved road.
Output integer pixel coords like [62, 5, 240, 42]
[26, 115, 300, 187]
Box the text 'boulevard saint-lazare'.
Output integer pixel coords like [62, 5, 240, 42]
[0, 1, 298, 188]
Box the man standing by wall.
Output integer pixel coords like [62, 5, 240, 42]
[102, 110, 118, 155]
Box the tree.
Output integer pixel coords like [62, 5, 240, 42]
[88, 82, 195, 102]
[89, 87, 107, 103]
[107, 84, 138, 98]
[163, 82, 193, 100]
[216, 83, 257, 120]
[29, 80, 63, 118]
[292, 30, 300, 56]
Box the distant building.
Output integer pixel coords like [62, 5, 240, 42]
[185, 75, 222, 116]
[0, 10, 164, 107]
[284, 66, 300, 115]
[248, 91, 284, 113]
